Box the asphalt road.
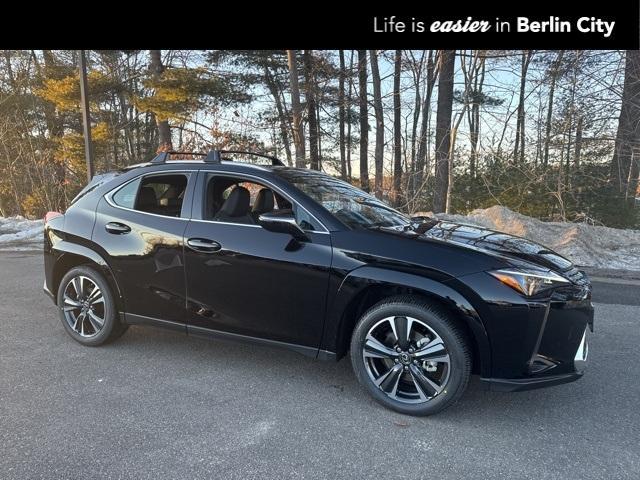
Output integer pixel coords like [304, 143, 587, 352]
[1, 252, 639, 479]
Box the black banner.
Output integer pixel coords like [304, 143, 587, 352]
[5, 2, 639, 49]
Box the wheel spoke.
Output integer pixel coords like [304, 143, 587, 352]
[364, 335, 397, 359]
[409, 364, 443, 398]
[375, 363, 404, 393]
[87, 310, 104, 331]
[73, 311, 85, 332]
[63, 295, 81, 312]
[71, 277, 83, 298]
[414, 338, 447, 360]
[90, 294, 104, 305]
[87, 284, 101, 302]
[394, 316, 410, 350]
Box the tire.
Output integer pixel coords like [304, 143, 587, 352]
[350, 295, 471, 416]
[56, 265, 128, 346]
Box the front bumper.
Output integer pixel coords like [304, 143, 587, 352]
[455, 270, 594, 392]
[482, 326, 589, 391]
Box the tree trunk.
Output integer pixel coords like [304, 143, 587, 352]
[149, 50, 172, 151]
[574, 115, 583, 167]
[41, 50, 66, 202]
[393, 50, 403, 206]
[369, 50, 384, 199]
[409, 51, 424, 178]
[468, 60, 485, 178]
[338, 50, 347, 179]
[544, 51, 564, 166]
[346, 51, 354, 180]
[513, 50, 532, 164]
[432, 50, 455, 214]
[416, 50, 437, 193]
[303, 50, 320, 170]
[264, 66, 293, 166]
[611, 50, 640, 198]
[358, 50, 370, 192]
[287, 50, 306, 168]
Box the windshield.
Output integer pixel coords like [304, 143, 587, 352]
[273, 168, 410, 229]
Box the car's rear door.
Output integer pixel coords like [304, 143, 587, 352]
[183, 170, 332, 355]
[93, 170, 196, 328]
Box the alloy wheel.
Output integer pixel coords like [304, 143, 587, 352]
[362, 316, 451, 404]
[61, 275, 105, 338]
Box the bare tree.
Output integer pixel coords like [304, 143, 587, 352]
[432, 50, 455, 213]
[467, 56, 486, 177]
[346, 51, 354, 180]
[415, 50, 438, 192]
[393, 49, 403, 206]
[338, 50, 347, 179]
[611, 50, 640, 200]
[149, 50, 172, 150]
[303, 50, 320, 170]
[263, 66, 293, 165]
[543, 51, 565, 166]
[358, 50, 370, 192]
[513, 50, 533, 164]
[287, 50, 305, 167]
[369, 50, 384, 199]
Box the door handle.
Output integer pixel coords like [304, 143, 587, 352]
[187, 238, 222, 252]
[105, 222, 131, 234]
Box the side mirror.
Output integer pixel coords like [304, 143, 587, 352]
[258, 211, 310, 242]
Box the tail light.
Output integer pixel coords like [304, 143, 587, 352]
[44, 211, 63, 223]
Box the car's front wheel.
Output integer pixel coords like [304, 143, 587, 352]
[350, 296, 471, 416]
[57, 265, 128, 346]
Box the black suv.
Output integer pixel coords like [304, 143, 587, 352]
[43, 151, 593, 416]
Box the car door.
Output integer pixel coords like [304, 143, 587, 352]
[183, 171, 332, 354]
[93, 170, 195, 328]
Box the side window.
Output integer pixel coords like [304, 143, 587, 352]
[112, 178, 140, 209]
[205, 175, 321, 231]
[111, 174, 189, 218]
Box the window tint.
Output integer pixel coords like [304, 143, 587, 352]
[206, 175, 321, 231]
[111, 174, 189, 217]
[112, 178, 140, 209]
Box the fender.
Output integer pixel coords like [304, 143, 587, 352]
[50, 240, 124, 311]
[323, 265, 491, 377]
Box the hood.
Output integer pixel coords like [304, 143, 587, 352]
[391, 219, 574, 273]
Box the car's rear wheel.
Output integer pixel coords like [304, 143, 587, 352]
[57, 266, 127, 346]
[350, 296, 471, 416]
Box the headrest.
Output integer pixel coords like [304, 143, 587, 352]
[220, 186, 250, 217]
[252, 188, 275, 214]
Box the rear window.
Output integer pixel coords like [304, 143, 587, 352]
[112, 178, 140, 209]
[111, 174, 189, 218]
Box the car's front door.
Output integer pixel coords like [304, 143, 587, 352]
[93, 171, 195, 328]
[183, 171, 332, 354]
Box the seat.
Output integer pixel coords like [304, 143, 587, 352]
[252, 188, 275, 218]
[136, 186, 158, 213]
[214, 186, 252, 223]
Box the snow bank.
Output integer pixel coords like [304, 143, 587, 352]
[431, 206, 640, 271]
[0, 216, 43, 251]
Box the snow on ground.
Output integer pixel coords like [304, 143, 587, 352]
[1, 206, 639, 270]
[432, 206, 640, 271]
[0, 216, 43, 251]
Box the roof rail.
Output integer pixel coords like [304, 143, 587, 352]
[149, 149, 284, 166]
[149, 151, 207, 164]
[218, 150, 284, 166]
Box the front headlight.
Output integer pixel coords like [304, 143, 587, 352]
[488, 269, 570, 296]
